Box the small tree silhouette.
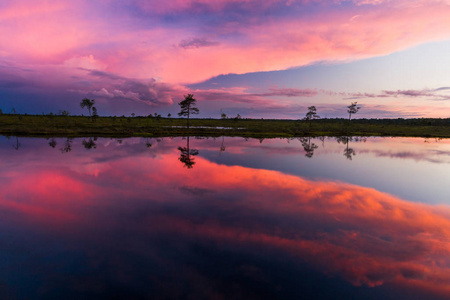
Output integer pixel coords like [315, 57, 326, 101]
[80, 98, 95, 116]
[59, 110, 70, 116]
[92, 106, 98, 121]
[178, 94, 199, 129]
[347, 102, 360, 120]
[304, 106, 320, 128]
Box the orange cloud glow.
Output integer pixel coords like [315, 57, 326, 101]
[2, 147, 450, 296]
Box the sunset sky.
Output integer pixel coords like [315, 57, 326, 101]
[1, 0, 449, 118]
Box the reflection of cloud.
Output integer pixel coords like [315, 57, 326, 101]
[179, 185, 216, 196]
[2, 143, 450, 298]
[147, 158, 450, 294]
[358, 149, 450, 164]
[208, 137, 450, 164]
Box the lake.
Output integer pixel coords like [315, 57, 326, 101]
[1, 135, 449, 299]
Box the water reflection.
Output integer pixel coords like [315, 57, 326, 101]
[60, 137, 73, 153]
[82, 137, 97, 150]
[220, 135, 226, 153]
[178, 136, 199, 168]
[7, 135, 21, 150]
[300, 137, 318, 158]
[145, 138, 152, 148]
[48, 138, 57, 148]
[335, 136, 367, 160]
[0, 136, 449, 299]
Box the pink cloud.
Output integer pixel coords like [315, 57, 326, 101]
[345, 88, 450, 101]
[132, 1, 450, 83]
[1, 0, 449, 118]
[133, 0, 303, 13]
[1, 0, 450, 84]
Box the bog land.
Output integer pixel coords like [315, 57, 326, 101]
[0, 114, 449, 138]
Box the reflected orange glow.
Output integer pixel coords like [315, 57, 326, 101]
[1, 150, 450, 296]
[0, 171, 92, 223]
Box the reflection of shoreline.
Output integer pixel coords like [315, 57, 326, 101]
[5, 136, 450, 164]
[1, 149, 450, 298]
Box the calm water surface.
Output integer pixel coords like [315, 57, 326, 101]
[1, 136, 449, 299]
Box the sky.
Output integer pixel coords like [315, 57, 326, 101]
[0, 0, 449, 119]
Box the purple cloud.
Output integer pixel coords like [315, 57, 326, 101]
[179, 38, 219, 49]
[72, 69, 184, 106]
[382, 90, 436, 97]
[341, 88, 450, 101]
[261, 88, 318, 97]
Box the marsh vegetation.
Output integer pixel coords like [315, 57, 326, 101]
[0, 113, 449, 138]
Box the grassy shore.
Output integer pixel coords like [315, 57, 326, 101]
[0, 114, 449, 138]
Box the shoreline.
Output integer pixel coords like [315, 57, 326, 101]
[1, 114, 449, 138]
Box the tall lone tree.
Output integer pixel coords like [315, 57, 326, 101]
[347, 102, 360, 120]
[80, 98, 95, 116]
[304, 106, 320, 128]
[178, 94, 199, 129]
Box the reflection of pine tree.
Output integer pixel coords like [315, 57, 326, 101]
[220, 136, 226, 153]
[49, 138, 57, 148]
[178, 136, 199, 169]
[82, 137, 97, 150]
[335, 136, 356, 160]
[300, 137, 318, 158]
[12, 136, 20, 150]
[60, 138, 73, 153]
[145, 138, 152, 148]
[344, 145, 356, 160]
